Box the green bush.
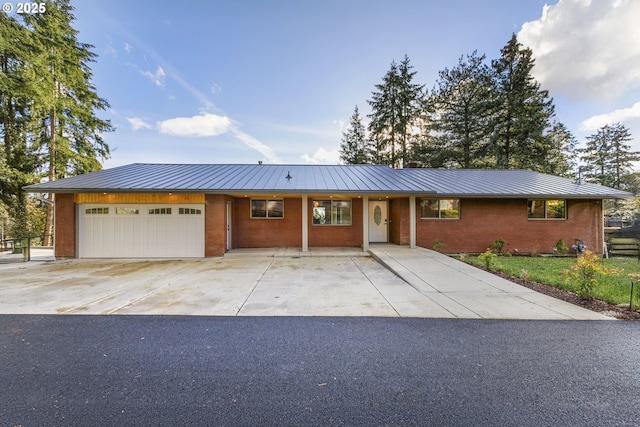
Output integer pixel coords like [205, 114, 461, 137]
[478, 249, 499, 270]
[489, 238, 505, 254]
[553, 239, 569, 255]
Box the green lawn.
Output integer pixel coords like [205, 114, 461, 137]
[462, 255, 640, 306]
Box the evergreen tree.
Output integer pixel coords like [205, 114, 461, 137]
[431, 51, 494, 168]
[579, 123, 638, 189]
[24, 0, 113, 243]
[490, 34, 556, 170]
[339, 106, 370, 164]
[367, 55, 425, 167]
[0, 12, 40, 236]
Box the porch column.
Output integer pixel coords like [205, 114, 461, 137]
[301, 194, 309, 252]
[409, 196, 416, 249]
[362, 195, 369, 252]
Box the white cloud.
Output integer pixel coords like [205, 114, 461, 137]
[580, 102, 640, 131]
[301, 147, 340, 164]
[141, 65, 166, 87]
[230, 129, 280, 164]
[518, 0, 640, 101]
[157, 113, 232, 137]
[127, 117, 153, 131]
[123, 42, 132, 54]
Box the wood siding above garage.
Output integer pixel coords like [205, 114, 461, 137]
[74, 193, 205, 204]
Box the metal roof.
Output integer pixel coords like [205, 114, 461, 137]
[23, 163, 633, 199]
[23, 163, 431, 194]
[398, 168, 633, 199]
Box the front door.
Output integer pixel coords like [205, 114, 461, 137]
[368, 200, 388, 243]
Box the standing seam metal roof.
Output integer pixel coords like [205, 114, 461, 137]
[23, 163, 633, 198]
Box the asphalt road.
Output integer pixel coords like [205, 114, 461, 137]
[1, 316, 639, 426]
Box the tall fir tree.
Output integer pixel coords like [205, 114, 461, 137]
[579, 123, 638, 189]
[490, 34, 556, 170]
[0, 12, 40, 236]
[430, 50, 494, 168]
[24, 0, 113, 243]
[339, 106, 370, 164]
[367, 55, 425, 168]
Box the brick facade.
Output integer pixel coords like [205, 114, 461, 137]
[204, 194, 233, 257]
[308, 197, 363, 247]
[52, 192, 604, 258]
[233, 197, 302, 248]
[54, 193, 76, 258]
[414, 198, 602, 254]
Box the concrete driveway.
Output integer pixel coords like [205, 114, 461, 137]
[0, 246, 611, 319]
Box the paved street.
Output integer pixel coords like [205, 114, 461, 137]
[1, 315, 639, 426]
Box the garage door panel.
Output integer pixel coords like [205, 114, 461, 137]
[79, 204, 204, 258]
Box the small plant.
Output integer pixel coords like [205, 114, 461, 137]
[553, 239, 569, 256]
[519, 269, 530, 281]
[489, 238, 505, 254]
[478, 248, 499, 270]
[562, 250, 617, 299]
[432, 238, 446, 253]
[459, 253, 466, 262]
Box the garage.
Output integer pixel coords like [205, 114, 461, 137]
[78, 204, 205, 258]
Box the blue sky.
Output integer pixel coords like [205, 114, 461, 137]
[64, 0, 640, 168]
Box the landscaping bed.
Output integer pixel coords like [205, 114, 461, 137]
[460, 255, 640, 320]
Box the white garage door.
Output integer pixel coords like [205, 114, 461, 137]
[78, 204, 205, 258]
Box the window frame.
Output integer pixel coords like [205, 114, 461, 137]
[312, 199, 352, 226]
[250, 198, 284, 219]
[527, 199, 567, 220]
[419, 198, 460, 220]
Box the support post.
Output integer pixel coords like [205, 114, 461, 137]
[409, 196, 416, 249]
[302, 195, 308, 252]
[362, 195, 369, 252]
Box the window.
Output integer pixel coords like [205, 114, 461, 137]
[419, 199, 460, 219]
[116, 207, 139, 215]
[250, 199, 283, 218]
[528, 199, 566, 219]
[85, 207, 109, 215]
[312, 200, 352, 225]
[179, 208, 202, 215]
[149, 208, 172, 215]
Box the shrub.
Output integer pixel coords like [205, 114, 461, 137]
[433, 238, 446, 253]
[478, 249, 499, 270]
[489, 238, 505, 254]
[562, 250, 618, 299]
[553, 239, 569, 255]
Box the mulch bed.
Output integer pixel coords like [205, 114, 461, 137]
[483, 268, 640, 320]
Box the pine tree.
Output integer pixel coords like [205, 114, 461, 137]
[367, 55, 425, 168]
[24, 0, 113, 244]
[490, 34, 556, 170]
[579, 123, 638, 189]
[339, 106, 370, 164]
[0, 12, 40, 236]
[431, 51, 494, 168]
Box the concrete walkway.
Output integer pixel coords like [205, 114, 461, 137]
[368, 244, 611, 320]
[0, 245, 612, 319]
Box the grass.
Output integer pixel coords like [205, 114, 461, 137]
[463, 255, 640, 306]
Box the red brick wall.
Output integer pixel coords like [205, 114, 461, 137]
[390, 198, 410, 245]
[54, 193, 76, 258]
[205, 194, 233, 257]
[415, 198, 602, 254]
[309, 198, 363, 247]
[233, 198, 302, 248]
